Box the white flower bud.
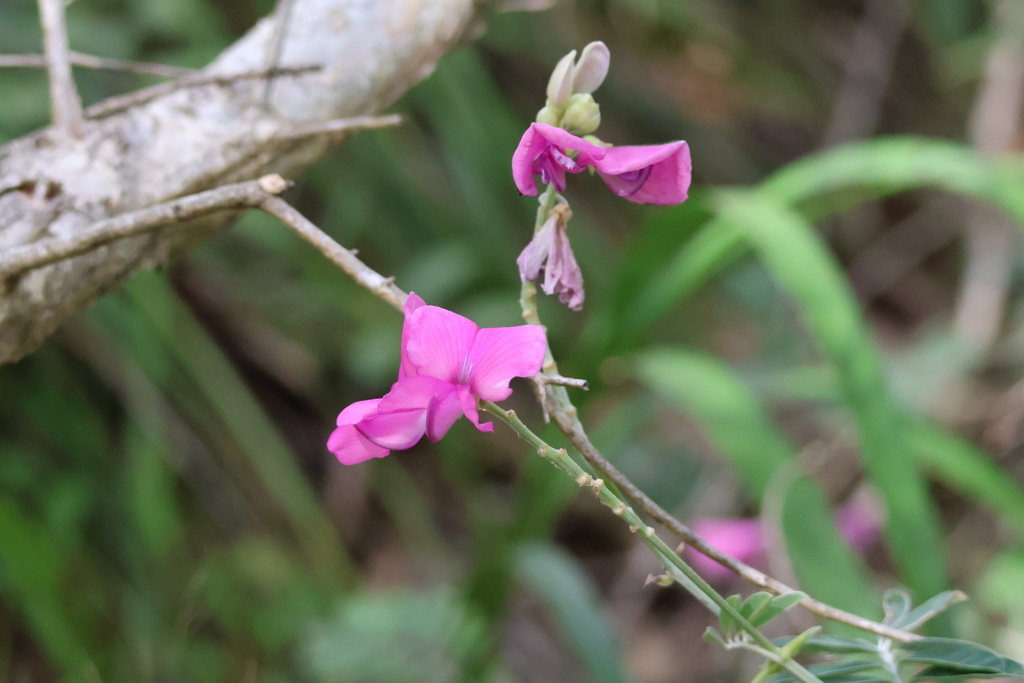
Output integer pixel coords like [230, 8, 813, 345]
[561, 93, 601, 136]
[546, 50, 576, 108]
[571, 41, 610, 94]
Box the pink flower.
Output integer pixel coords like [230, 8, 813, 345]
[327, 293, 547, 464]
[512, 123, 691, 205]
[517, 203, 585, 310]
[688, 501, 880, 581]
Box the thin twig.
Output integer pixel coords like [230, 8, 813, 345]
[0, 174, 407, 314]
[277, 114, 405, 141]
[38, 0, 84, 136]
[0, 51, 195, 78]
[83, 65, 321, 119]
[0, 176, 286, 282]
[540, 381, 919, 642]
[261, 0, 297, 107]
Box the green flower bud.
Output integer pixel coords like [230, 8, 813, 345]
[536, 105, 560, 126]
[560, 93, 601, 136]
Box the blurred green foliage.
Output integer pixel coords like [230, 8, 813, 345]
[3, 0, 1024, 681]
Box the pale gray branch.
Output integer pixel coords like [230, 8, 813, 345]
[0, 0, 502, 363]
[38, 0, 84, 136]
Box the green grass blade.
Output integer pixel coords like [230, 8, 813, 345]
[635, 349, 878, 616]
[713, 191, 946, 599]
[516, 543, 630, 683]
[637, 138, 1024, 332]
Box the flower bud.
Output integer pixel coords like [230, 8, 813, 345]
[571, 41, 610, 94]
[546, 50, 576, 108]
[536, 105, 560, 126]
[560, 93, 601, 136]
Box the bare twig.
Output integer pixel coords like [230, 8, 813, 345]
[0, 174, 407, 312]
[542, 390, 919, 641]
[38, 0, 84, 136]
[0, 178, 284, 282]
[261, 0, 297, 107]
[83, 65, 321, 119]
[278, 114, 405, 141]
[0, 51, 195, 78]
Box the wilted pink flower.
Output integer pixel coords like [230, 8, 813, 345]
[512, 123, 691, 205]
[327, 293, 547, 464]
[517, 203, 584, 310]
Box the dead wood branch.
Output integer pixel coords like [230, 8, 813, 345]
[0, 0, 507, 364]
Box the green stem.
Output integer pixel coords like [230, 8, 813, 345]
[726, 641, 823, 683]
[479, 402, 808, 667]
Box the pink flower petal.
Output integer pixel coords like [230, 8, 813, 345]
[689, 517, 765, 580]
[512, 123, 607, 196]
[541, 226, 585, 311]
[358, 376, 461, 449]
[399, 292, 428, 379]
[593, 141, 691, 205]
[468, 325, 547, 402]
[425, 382, 464, 442]
[329, 398, 389, 465]
[328, 424, 391, 465]
[404, 305, 480, 385]
[458, 384, 493, 433]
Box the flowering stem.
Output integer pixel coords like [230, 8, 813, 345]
[519, 187, 919, 644]
[480, 400, 824, 683]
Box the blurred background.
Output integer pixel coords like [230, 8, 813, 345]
[3, 0, 1024, 680]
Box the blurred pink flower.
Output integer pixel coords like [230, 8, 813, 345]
[689, 501, 880, 581]
[512, 123, 691, 205]
[517, 204, 584, 310]
[327, 293, 547, 464]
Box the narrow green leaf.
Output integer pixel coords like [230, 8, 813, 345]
[893, 591, 968, 632]
[719, 594, 743, 637]
[741, 592, 773, 620]
[897, 638, 1024, 676]
[771, 660, 889, 683]
[703, 627, 726, 646]
[517, 543, 629, 683]
[772, 635, 878, 655]
[714, 191, 947, 600]
[750, 591, 808, 628]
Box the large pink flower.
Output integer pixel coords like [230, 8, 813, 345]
[327, 293, 547, 464]
[512, 123, 691, 205]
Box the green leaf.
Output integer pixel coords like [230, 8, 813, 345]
[516, 543, 629, 683]
[741, 592, 774, 620]
[703, 627, 726, 646]
[883, 589, 913, 625]
[719, 594, 743, 637]
[893, 591, 968, 632]
[771, 660, 889, 683]
[897, 638, 1024, 676]
[749, 592, 808, 628]
[773, 636, 879, 655]
[910, 664, 1020, 681]
[634, 349, 877, 617]
[713, 190, 947, 600]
